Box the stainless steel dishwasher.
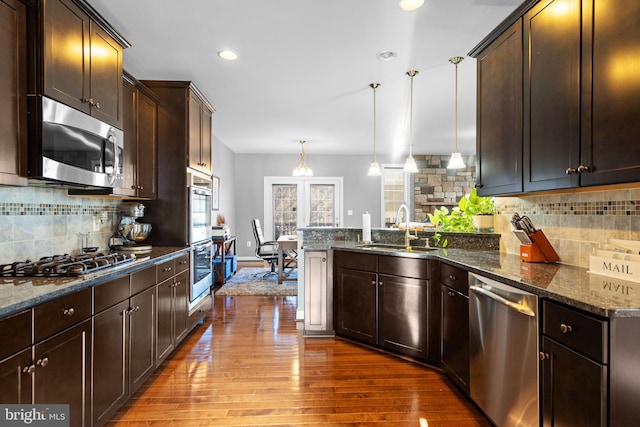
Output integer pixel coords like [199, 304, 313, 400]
[469, 272, 539, 427]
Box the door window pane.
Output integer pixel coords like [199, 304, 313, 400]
[309, 184, 335, 227]
[273, 184, 297, 239]
[383, 167, 407, 227]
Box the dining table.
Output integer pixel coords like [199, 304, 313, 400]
[277, 235, 298, 284]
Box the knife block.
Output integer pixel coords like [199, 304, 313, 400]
[520, 230, 560, 263]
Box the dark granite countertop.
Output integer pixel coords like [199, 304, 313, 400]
[0, 246, 189, 318]
[327, 244, 640, 318]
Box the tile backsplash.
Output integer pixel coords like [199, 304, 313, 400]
[495, 187, 640, 268]
[0, 186, 120, 264]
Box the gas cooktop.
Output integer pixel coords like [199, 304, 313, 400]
[0, 252, 138, 277]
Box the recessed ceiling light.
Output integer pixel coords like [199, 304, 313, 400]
[218, 50, 238, 61]
[376, 50, 397, 61]
[399, 0, 425, 11]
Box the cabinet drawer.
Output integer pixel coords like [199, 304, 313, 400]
[93, 275, 130, 313]
[156, 259, 175, 283]
[543, 300, 608, 363]
[131, 265, 156, 295]
[334, 251, 377, 271]
[0, 310, 31, 360]
[34, 288, 91, 342]
[439, 263, 468, 295]
[378, 255, 430, 279]
[174, 253, 190, 274]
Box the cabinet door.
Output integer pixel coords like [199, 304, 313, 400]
[304, 251, 330, 333]
[43, 0, 90, 114]
[200, 106, 212, 174]
[523, 0, 581, 192]
[92, 300, 128, 427]
[379, 274, 428, 359]
[334, 267, 377, 344]
[136, 90, 158, 199]
[541, 337, 607, 427]
[580, 0, 640, 186]
[89, 21, 123, 128]
[0, 0, 27, 186]
[476, 19, 523, 196]
[34, 320, 91, 427]
[129, 286, 155, 394]
[188, 93, 203, 171]
[0, 349, 31, 404]
[440, 284, 469, 393]
[173, 269, 189, 344]
[119, 78, 137, 196]
[155, 278, 174, 365]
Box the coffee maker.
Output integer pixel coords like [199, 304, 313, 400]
[109, 202, 153, 253]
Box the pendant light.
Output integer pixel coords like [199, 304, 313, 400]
[403, 70, 419, 174]
[368, 83, 382, 176]
[292, 140, 313, 176]
[447, 56, 466, 169]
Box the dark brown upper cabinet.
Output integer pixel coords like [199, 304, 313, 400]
[471, 0, 640, 195]
[31, 0, 129, 129]
[0, 0, 27, 186]
[474, 19, 524, 196]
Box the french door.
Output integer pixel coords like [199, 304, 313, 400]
[264, 177, 343, 240]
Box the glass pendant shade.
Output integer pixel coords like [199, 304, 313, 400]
[447, 56, 466, 169]
[292, 140, 313, 176]
[403, 155, 418, 173]
[368, 160, 381, 176]
[447, 151, 465, 169]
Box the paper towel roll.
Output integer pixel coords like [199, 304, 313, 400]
[362, 212, 371, 243]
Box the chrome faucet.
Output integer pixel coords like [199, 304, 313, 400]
[396, 204, 418, 249]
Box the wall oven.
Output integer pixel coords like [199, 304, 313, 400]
[190, 240, 212, 309]
[27, 95, 124, 188]
[188, 170, 213, 244]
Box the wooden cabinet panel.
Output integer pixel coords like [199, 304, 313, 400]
[201, 106, 213, 175]
[378, 255, 429, 279]
[129, 286, 155, 394]
[379, 274, 428, 359]
[580, 0, 640, 186]
[440, 284, 469, 393]
[94, 275, 130, 313]
[131, 265, 156, 296]
[156, 277, 173, 364]
[0, 309, 30, 361]
[524, 0, 581, 192]
[541, 336, 607, 427]
[120, 78, 137, 196]
[92, 300, 128, 427]
[0, 0, 27, 186]
[188, 94, 203, 171]
[0, 349, 31, 404]
[173, 269, 189, 344]
[334, 267, 377, 344]
[89, 21, 123, 127]
[475, 19, 523, 196]
[34, 319, 91, 427]
[439, 263, 468, 295]
[34, 288, 91, 342]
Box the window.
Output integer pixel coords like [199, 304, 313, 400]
[381, 165, 411, 227]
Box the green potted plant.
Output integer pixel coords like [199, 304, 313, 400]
[459, 188, 495, 231]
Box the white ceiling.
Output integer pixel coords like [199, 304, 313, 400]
[89, 0, 522, 160]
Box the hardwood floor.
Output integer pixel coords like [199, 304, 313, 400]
[107, 294, 491, 426]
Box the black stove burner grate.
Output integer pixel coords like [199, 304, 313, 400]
[0, 252, 138, 277]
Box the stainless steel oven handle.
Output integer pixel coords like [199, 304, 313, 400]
[107, 132, 118, 186]
[470, 285, 536, 317]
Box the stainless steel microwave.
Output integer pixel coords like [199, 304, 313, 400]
[28, 96, 124, 188]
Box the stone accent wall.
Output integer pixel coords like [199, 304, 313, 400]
[412, 154, 477, 222]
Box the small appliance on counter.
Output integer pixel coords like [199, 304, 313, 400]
[109, 202, 153, 254]
[212, 225, 230, 240]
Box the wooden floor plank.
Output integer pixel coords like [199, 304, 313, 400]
[107, 294, 490, 426]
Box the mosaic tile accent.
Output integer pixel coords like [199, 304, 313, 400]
[497, 200, 640, 216]
[0, 202, 118, 216]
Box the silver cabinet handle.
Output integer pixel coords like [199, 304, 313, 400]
[22, 365, 36, 374]
[37, 358, 49, 367]
[539, 352, 549, 360]
[63, 308, 75, 316]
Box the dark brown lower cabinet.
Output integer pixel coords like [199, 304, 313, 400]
[440, 284, 469, 393]
[379, 274, 428, 359]
[93, 286, 156, 427]
[334, 267, 377, 344]
[0, 349, 31, 403]
[156, 270, 189, 366]
[541, 336, 607, 427]
[34, 319, 92, 427]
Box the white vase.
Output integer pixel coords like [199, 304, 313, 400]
[472, 214, 494, 232]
